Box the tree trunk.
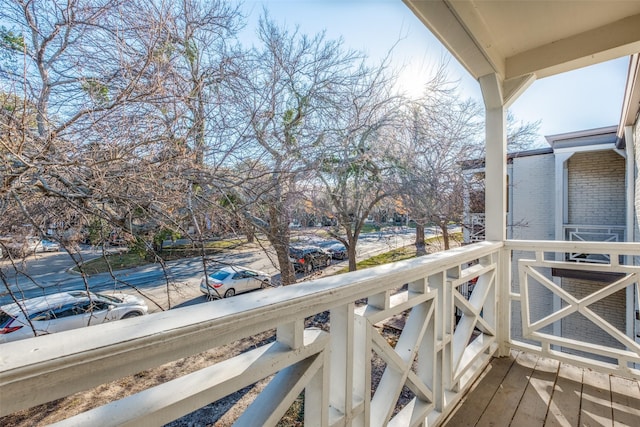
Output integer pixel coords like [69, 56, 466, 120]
[347, 242, 357, 271]
[268, 203, 296, 286]
[244, 224, 255, 243]
[345, 228, 361, 272]
[415, 223, 426, 256]
[440, 222, 450, 250]
[274, 240, 295, 286]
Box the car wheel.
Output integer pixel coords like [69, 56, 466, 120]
[260, 280, 270, 289]
[305, 262, 312, 274]
[224, 288, 236, 298]
[122, 312, 142, 319]
[325, 257, 331, 267]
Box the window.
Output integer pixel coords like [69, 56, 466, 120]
[30, 310, 55, 321]
[53, 304, 78, 319]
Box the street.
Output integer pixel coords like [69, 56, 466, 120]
[0, 228, 424, 310]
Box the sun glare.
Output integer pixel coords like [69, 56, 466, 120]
[396, 63, 434, 100]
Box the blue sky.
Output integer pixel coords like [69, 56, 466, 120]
[241, 0, 629, 145]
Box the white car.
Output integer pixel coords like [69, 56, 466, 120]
[0, 291, 148, 343]
[39, 239, 60, 252]
[200, 266, 271, 299]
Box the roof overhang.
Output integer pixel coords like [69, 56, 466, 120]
[404, 0, 640, 104]
[545, 125, 618, 152]
[618, 53, 640, 143]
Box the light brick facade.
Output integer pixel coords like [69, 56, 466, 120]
[567, 151, 625, 226]
[561, 277, 626, 353]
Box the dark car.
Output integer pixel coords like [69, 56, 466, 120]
[325, 243, 347, 260]
[289, 246, 332, 273]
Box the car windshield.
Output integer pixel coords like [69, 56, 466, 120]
[95, 293, 122, 303]
[210, 270, 231, 280]
[289, 248, 302, 257]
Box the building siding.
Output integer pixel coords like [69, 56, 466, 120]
[510, 153, 556, 240]
[561, 277, 626, 358]
[507, 149, 628, 353]
[567, 151, 625, 226]
[509, 153, 555, 342]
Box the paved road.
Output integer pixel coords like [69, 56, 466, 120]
[0, 228, 423, 309]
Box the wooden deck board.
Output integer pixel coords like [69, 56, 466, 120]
[443, 352, 639, 427]
[511, 356, 560, 426]
[443, 352, 516, 427]
[581, 370, 613, 427]
[610, 375, 640, 427]
[475, 352, 538, 427]
[546, 362, 583, 427]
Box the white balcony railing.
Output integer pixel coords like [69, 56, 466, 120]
[506, 240, 640, 376]
[563, 224, 626, 263]
[1, 240, 639, 426]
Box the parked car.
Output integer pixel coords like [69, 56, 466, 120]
[4, 236, 41, 257]
[200, 266, 271, 299]
[0, 291, 148, 343]
[289, 246, 332, 273]
[324, 243, 348, 260]
[39, 239, 60, 252]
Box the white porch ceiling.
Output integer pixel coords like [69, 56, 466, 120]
[403, 0, 640, 83]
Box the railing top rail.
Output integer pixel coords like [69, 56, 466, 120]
[0, 241, 502, 382]
[505, 239, 640, 255]
[561, 224, 626, 229]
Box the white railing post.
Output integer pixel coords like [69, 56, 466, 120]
[329, 303, 367, 425]
[428, 271, 447, 410]
[497, 246, 512, 356]
[304, 344, 330, 427]
[277, 320, 305, 350]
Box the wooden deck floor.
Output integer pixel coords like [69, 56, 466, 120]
[443, 351, 640, 427]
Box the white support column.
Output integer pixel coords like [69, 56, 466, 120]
[479, 73, 507, 242]
[553, 151, 572, 344]
[480, 73, 509, 357]
[624, 125, 637, 345]
[479, 72, 534, 358]
[554, 152, 573, 241]
[625, 125, 636, 244]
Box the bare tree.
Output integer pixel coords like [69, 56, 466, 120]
[0, 0, 245, 308]
[399, 67, 483, 252]
[398, 64, 541, 252]
[311, 57, 404, 271]
[507, 110, 542, 152]
[228, 16, 365, 285]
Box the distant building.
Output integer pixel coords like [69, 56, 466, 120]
[463, 125, 636, 358]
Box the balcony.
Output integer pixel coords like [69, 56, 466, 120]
[1, 240, 638, 426]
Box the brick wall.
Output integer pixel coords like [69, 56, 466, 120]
[568, 151, 625, 226]
[561, 277, 626, 354]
